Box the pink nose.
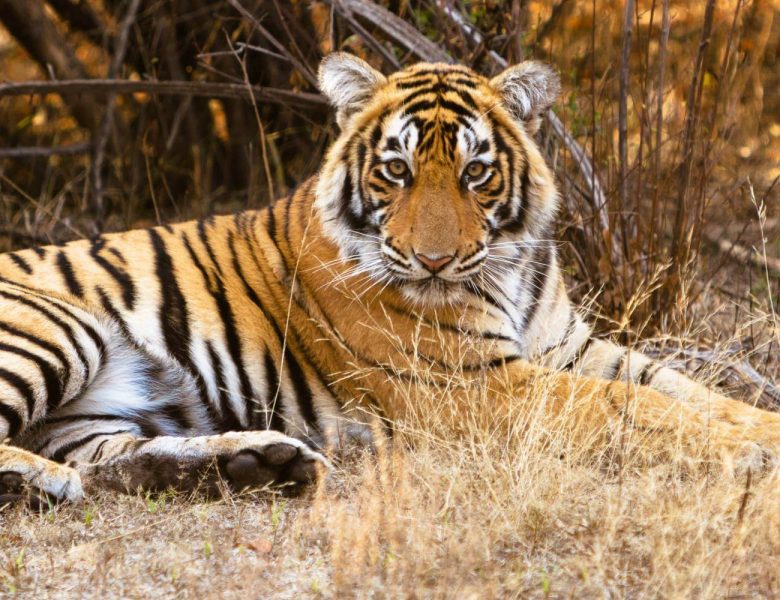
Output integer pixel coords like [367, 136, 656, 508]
[415, 253, 454, 272]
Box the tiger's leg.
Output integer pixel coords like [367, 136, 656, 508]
[0, 281, 113, 504]
[21, 411, 328, 494]
[380, 360, 779, 473]
[71, 429, 328, 494]
[17, 347, 331, 495]
[540, 313, 780, 433]
[503, 361, 780, 471]
[0, 445, 83, 506]
[0, 281, 328, 500]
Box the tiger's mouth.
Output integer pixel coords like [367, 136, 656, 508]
[394, 275, 468, 306]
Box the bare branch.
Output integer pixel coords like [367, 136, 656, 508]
[91, 0, 142, 227]
[0, 0, 99, 131]
[704, 229, 780, 278]
[332, 1, 401, 69]
[645, 347, 780, 411]
[0, 80, 327, 108]
[332, 0, 452, 63]
[226, 0, 319, 88]
[618, 0, 636, 245]
[0, 143, 92, 159]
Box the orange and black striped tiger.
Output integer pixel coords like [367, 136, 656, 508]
[1, 53, 779, 504]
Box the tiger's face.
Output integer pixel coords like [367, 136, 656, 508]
[316, 55, 560, 305]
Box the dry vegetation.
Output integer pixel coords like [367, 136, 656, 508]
[1, 0, 780, 598]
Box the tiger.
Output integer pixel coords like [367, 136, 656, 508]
[1, 52, 779, 506]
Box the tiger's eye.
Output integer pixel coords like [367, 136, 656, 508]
[387, 159, 409, 178]
[465, 161, 486, 179]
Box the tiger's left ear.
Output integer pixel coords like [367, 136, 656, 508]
[489, 61, 560, 134]
[319, 52, 387, 129]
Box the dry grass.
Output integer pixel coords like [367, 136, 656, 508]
[3, 296, 780, 599]
[3, 425, 780, 598]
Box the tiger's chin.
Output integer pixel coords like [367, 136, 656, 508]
[398, 278, 467, 307]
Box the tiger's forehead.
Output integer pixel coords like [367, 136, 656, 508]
[387, 62, 486, 87]
[372, 64, 494, 162]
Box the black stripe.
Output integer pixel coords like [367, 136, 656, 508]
[2, 280, 107, 355]
[638, 361, 662, 386]
[56, 251, 83, 297]
[90, 438, 111, 462]
[107, 247, 127, 264]
[263, 349, 286, 432]
[482, 355, 523, 370]
[394, 77, 435, 89]
[96, 286, 132, 338]
[44, 413, 131, 425]
[187, 230, 255, 423]
[159, 403, 193, 432]
[402, 97, 474, 119]
[0, 367, 35, 424]
[149, 228, 192, 363]
[518, 245, 552, 333]
[285, 348, 317, 430]
[560, 336, 595, 372]
[206, 341, 242, 431]
[51, 430, 131, 463]
[148, 229, 217, 424]
[340, 169, 368, 233]
[501, 167, 531, 235]
[198, 219, 224, 277]
[0, 341, 62, 413]
[603, 350, 627, 381]
[0, 401, 23, 438]
[0, 321, 71, 392]
[90, 238, 137, 310]
[0, 290, 91, 379]
[539, 314, 577, 357]
[8, 253, 32, 275]
[132, 412, 165, 437]
[265, 204, 278, 247]
[31, 246, 46, 259]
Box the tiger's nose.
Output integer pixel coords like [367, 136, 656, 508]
[415, 252, 454, 272]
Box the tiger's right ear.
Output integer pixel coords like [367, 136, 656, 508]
[318, 53, 386, 128]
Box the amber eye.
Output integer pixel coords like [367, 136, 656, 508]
[387, 159, 409, 178]
[465, 161, 487, 179]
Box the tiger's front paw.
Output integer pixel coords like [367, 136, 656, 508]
[215, 431, 330, 491]
[0, 446, 84, 507]
[705, 426, 780, 479]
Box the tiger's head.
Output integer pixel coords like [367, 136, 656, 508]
[315, 53, 560, 306]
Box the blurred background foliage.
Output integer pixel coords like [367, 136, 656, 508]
[0, 0, 779, 340]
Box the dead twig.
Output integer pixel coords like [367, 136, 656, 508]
[0, 143, 93, 158]
[703, 230, 780, 279]
[0, 0, 99, 131]
[329, 0, 451, 63]
[645, 346, 780, 411]
[618, 0, 636, 248]
[332, 1, 401, 69]
[226, 0, 319, 88]
[0, 80, 327, 108]
[91, 0, 141, 228]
